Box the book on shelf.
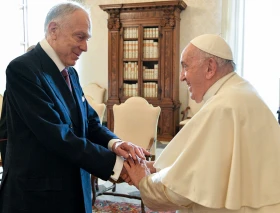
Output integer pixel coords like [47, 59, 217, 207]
[123, 83, 138, 97]
[143, 82, 158, 98]
[124, 27, 138, 39]
[143, 64, 158, 79]
[124, 62, 138, 79]
[124, 41, 138, 59]
[143, 40, 158, 58]
[144, 27, 158, 38]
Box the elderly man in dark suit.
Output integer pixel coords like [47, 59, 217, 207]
[0, 2, 147, 213]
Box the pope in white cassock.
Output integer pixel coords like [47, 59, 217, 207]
[122, 34, 280, 213]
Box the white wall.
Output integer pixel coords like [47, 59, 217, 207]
[78, 0, 223, 114]
[0, 1, 24, 94]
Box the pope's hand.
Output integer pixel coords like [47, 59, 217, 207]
[120, 163, 133, 185]
[112, 141, 150, 160]
[123, 156, 151, 189]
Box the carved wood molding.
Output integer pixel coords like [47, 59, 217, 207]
[100, 1, 187, 28]
[160, 7, 176, 27]
[100, 1, 187, 12]
[107, 9, 121, 30]
[120, 11, 161, 20]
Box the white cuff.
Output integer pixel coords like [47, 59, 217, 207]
[108, 139, 122, 151]
[110, 156, 124, 181]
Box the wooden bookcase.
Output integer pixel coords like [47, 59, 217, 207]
[100, 1, 187, 141]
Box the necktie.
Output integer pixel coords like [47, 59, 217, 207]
[61, 69, 72, 92]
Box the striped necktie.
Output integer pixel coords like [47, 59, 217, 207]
[61, 69, 72, 92]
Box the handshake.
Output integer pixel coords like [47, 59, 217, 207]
[112, 141, 157, 189]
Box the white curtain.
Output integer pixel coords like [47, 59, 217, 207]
[222, 0, 280, 118]
[243, 0, 280, 117]
[221, 0, 245, 76]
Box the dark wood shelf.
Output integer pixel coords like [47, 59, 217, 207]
[100, 1, 187, 141]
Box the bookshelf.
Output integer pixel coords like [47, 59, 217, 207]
[100, 1, 187, 141]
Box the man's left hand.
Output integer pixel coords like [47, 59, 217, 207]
[112, 141, 150, 160]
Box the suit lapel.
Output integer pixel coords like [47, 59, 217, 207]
[36, 45, 81, 128]
[68, 68, 86, 134]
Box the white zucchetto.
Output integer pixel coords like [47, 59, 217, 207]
[190, 34, 233, 60]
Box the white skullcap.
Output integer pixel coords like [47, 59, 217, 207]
[190, 34, 233, 60]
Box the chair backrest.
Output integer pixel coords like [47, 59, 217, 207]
[113, 97, 161, 153]
[83, 83, 106, 104]
[85, 95, 106, 124]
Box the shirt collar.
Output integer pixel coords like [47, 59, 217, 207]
[40, 38, 66, 72]
[203, 72, 236, 102]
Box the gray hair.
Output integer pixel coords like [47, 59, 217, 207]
[44, 2, 90, 37]
[198, 49, 236, 71]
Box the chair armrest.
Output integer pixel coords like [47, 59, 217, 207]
[181, 106, 192, 121]
[145, 137, 156, 161]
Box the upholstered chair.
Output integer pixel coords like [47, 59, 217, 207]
[83, 83, 106, 104]
[85, 95, 106, 124]
[92, 97, 161, 213]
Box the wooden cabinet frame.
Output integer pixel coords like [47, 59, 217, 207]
[100, 1, 187, 141]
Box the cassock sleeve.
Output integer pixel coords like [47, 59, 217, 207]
[139, 172, 193, 212]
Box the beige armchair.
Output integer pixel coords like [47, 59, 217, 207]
[92, 97, 161, 212]
[113, 97, 161, 159]
[85, 95, 106, 124]
[83, 83, 106, 104]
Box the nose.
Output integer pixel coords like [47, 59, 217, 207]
[180, 71, 186, 81]
[80, 40, 88, 52]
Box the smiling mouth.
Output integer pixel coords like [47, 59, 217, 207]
[74, 52, 81, 56]
[73, 53, 80, 60]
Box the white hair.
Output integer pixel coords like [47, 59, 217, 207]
[44, 2, 91, 37]
[198, 49, 236, 71]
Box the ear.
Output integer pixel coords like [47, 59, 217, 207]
[48, 22, 59, 40]
[205, 58, 217, 79]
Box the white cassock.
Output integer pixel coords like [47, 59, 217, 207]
[139, 72, 280, 213]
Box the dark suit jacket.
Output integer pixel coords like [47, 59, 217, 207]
[0, 44, 118, 213]
[0, 91, 7, 168]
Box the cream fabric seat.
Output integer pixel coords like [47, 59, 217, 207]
[85, 95, 106, 124]
[113, 96, 161, 158]
[92, 97, 161, 212]
[83, 83, 106, 104]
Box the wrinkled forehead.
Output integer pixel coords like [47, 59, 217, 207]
[181, 44, 201, 62]
[64, 10, 92, 37]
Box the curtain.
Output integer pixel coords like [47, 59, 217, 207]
[222, 0, 280, 118]
[221, 0, 245, 76]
